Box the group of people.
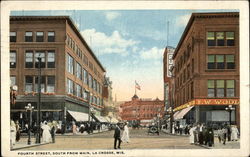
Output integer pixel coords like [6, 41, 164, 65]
[10, 120, 21, 148]
[189, 123, 214, 147]
[113, 122, 130, 149]
[217, 124, 239, 145]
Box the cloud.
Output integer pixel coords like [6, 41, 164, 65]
[176, 14, 191, 27]
[139, 47, 165, 60]
[81, 29, 139, 55]
[105, 11, 121, 21]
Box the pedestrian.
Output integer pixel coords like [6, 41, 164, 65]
[198, 123, 204, 145]
[222, 125, 228, 145]
[121, 122, 130, 143]
[231, 125, 239, 141]
[227, 124, 232, 141]
[189, 125, 196, 144]
[113, 123, 122, 149]
[217, 126, 223, 143]
[51, 121, 56, 143]
[179, 124, 183, 135]
[80, 123, 85, 133]
[10, 120, 16, 148]
[72, 121, 77, 135]
[206, 126, 214, 147]
[41, 121, 52, 143]
[15, 120, 21, 142]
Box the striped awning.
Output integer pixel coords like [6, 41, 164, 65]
[67, 110, 89, 122]
[174, 106, 194, 120]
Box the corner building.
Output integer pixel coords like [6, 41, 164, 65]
[10, 16, 106, 125]
[172, 12, 239, 127]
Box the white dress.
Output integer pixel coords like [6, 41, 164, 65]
[42, 124, 52, 143]
[121, 125, 130, 143]
[189, 127, 196, 144]
[10, 125, 16, 147]
[231, 127, 239, 141]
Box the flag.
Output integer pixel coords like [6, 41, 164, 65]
[135, 81, 141, 90]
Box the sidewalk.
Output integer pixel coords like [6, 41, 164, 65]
[198, 139, 240, 149]
[11, 137, 50, 150]
[56, 129, 110, 136]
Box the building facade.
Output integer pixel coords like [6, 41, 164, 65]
[10, 16, 106, 126]
[120, 94, 164, 126]
[171, 12, 240, 126]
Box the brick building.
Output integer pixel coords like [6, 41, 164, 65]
[10, 16, 106, 126]
[171, 12, 240, 126]
[120, 94, 164, 126]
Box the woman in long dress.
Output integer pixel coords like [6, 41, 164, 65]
[231, 125, 239, 141]
[10, 120, 16, 147]
[42, 121, 52, 143]
[121, 122, 130, 143]
[189, 125, 196, 144]
[72, 121, 77, 135]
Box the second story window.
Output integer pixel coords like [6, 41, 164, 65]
[25, 76, 33, 92]
[10, 32, 16, 42]
[47, 76, 55, 93]
[207, 54, 235, 70]
[35, 76, 45, 92]
[76, 62, 82, 80]
[48, 31, 55, 42]
[25, 32, 33, 42]
[35, 51, 45, 68]
[67, 79, 73, 94]
[25, 51, 33, 68]
[89, 74, 93, 88]
[83, 68, 88, 85]
[47, 51, 55, 68]
[76, 84, 82, 97]
[36, 32, 44, 42]
[10, 50, 16, 68]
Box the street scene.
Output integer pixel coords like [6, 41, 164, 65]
[7, 7, 241, 154]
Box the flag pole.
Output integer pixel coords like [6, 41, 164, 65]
[135, 80, 136, 95]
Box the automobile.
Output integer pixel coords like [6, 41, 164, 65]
[147, 125, 159, 135]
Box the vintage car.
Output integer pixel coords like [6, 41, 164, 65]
[147, 125, 159, 135]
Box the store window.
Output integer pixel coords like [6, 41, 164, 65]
[25, 51, 33, 68]
[35, 76, 45, 92]
[35, 51, 45, 68]
[67, 79, 73, 94]
[226, 32, 235, 46]
[47, 51, 55, 68]
[25, 32, 33, 42]
[47, 76, 55, 93]
[10, 51, 16, 68]
[25, 76, 33, 92]
[10, 32, 16, 42]
[48, 31, 55, 42]
[36, 32, 44, 42]
[226, 80, 235, 97]
[67, 54, 74, 74]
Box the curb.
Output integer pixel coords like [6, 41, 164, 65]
[11, 142, 51, 151]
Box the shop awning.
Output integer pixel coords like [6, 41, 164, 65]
[110, 117, 119, 123]
[94, 115, 109, 123]
[67, 110, 89, 122]
[175, 106, 194, 120]
[173, 111, 180, 120]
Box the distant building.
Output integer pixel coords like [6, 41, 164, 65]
[119, 94, 164, 126]
[171, 12, 239, 126]
[10, 16, 106, 126]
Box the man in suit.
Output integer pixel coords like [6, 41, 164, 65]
[114, 123, 122, 149]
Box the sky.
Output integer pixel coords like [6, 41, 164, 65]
[11, 9, 237, 101]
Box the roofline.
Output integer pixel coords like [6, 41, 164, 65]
[10, 16, 106, 72]
[172, 12, 239, 59]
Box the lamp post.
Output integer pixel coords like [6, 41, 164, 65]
[167, 107, 173, 134]
[87, 92, 91, 123]
[225, 105, 235, 125]
[36, 56, 42, 143]
[25, 103, 34, 145]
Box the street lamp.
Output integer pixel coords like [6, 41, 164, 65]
[25, 103, 34, 145]
[36, 56, 42, 143]
[225, 105, 235, 125]
[87, 92, 91, 123]
[167, 107, 173, 134]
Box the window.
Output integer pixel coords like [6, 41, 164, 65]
[72, 41, 75, 51]
[207, 80, 215, 97]
[10, 76, 16, 86]
[216, 80, 224, 97]
[207, 55, 215, 69]
[67, 54, 74, 74]
[226, 32, 235, 46]
[83, 68, 88, 85]
[47, 76, 55, 93]
[226, 55, 235, 69]
[67, 79, 73, 94]
[76, 62, 82, 80]
[25, 76, 33, 92]
[35, 76, 45, 92]
[10, 51, 16, 68]
[89, 62, 93, 70]
[25, 51, 33, 68]
[89, 74, 93, 88]
[76, 84, 82, 97]
[216, 55, 225, 69]
[216, 32, 224, 46]
[83, 90, 88, 100]
[47, 51, 55, 68]
[10, 32, 16, 42]
[93, 79, 96, 91]
[226, 80, 235, 97]
[25, 32, 33, 42]
[36, 32, 44, 42]
[207, 32, 215, 46]
[48, 31, 55, 42]
[35, 51, 45, 68]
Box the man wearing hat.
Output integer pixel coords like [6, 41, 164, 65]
[113, 123, 122, 149]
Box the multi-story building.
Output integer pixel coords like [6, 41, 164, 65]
[171, 12, 239, 127]
[10, 16, 106, 125]
[120, 94, 164, 126]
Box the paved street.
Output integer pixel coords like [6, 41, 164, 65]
[15, 129, 204, 150]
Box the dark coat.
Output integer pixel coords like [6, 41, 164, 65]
[114, 126, 121, 138]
